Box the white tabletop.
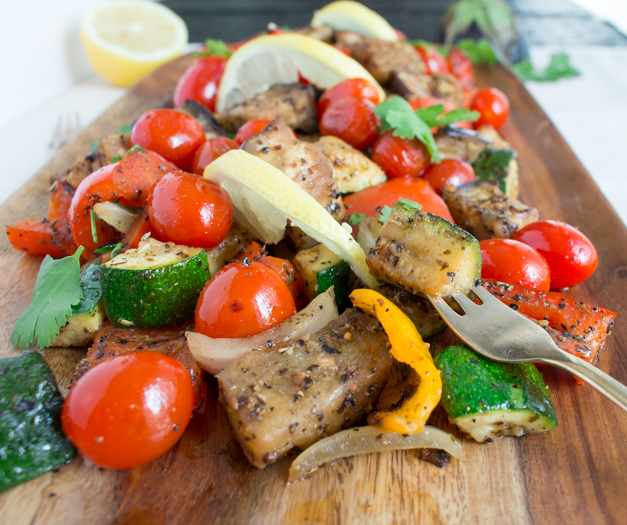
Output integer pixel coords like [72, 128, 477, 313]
[0, 44, 626, 226]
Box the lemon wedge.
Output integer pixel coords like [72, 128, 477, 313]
[311, 1, 398, 42]
[81, 0, 188, 88]
[216, 33, 385, 113]
[204, 150, 378, 288]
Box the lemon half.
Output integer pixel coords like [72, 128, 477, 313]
[81, 0, 188, 88]
[204, 150, 378, 288]
[216, 33, 385, 113]
[311, 1, 398, 42]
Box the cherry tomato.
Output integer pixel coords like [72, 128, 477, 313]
[370, 131, 430, 179]
[421, 159, 476, 194]
[394, 28, 407, 40]
[147, 171, 233, 249]
[122, 210, 152, 250]
[234, 119, 272, 146]
[195, 261, 297, 338]
[61, 352, 194, 470]
[448, 48, 475, 89]
[471, 88, 510, 130]
[343, 177, 454, 223]
[131, 109, 206, 171]
[317, 78, 380, 117]
[319, 97, 379, 150]
[415, 45, 450, 76]
[173, 56, 227, 113]
[514, 220, 598, 290]
[480, 239, 551, 291]
[191, 137, 238, 175]
[69, 149, 177, 258]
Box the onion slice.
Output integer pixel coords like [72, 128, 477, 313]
[187, 288, 338, 375]
[288, 425, 462, 483]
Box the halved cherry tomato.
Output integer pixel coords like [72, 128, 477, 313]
[471, 87, 510, 130]
[173, 56, 227, 113]
[370, 131, 430, 179]
[421, 158, 476, 194]
[195, 261, 297, 338]
[343, 177, 454, 222]
[131, 109, 206, 171]
[147, 171, 233, 249]
[514, 220, 598, 290]
[122, 210, 153, 250]
[69, 149, 176, 258]
[62, 352, 194, 470]
[415, 45, 450, 76]
[448, 48, 475, 89]
[317, 78, 380, 117]
[234, 119, 272, 146]
[480, 239, 551, 291]
[319, 97, 379, 150]
[191, 137, 238, 175]
[7, 180, 77, 257]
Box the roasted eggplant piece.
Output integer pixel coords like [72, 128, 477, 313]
[242, 117, 345, 221]
[434, 126, 490, 163]
[177, 99, 229, 140]
[217, 84, 318, 134]
[441, 180, 538, 240]
[387, 71, 431, 101]
[428, 73, 463, 107]
[314, 135, 386, 193]
[217, 308, 393, 468]
[472, 147, 520, 199]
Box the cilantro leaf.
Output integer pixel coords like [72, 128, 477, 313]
[90, 141, 99, 154]
[375, 97, 440, 162]
[399, 198, 422, 211]
[416, 105, 480, 128]
[197, 39, 232, 59]
[512, 53, 580, 82]
[73, 263, 102, 315]
[455, 39, 498, 65]
[90, 210, 99, 244]
[111, 155, 123, 163]
[379, 206, 392, 224]
[115, 124, 132, 134]
[11, 247, 85, 349]
[348, 213, 367, 226]
[406, 39, 431, 50]
[94, 242, 123, 256]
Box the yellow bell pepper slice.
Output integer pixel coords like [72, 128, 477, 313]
[349, 288, 442, 433]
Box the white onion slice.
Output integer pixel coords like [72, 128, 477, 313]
[187, 288, 338, 375]
[93, 202, 142, 233]
[288, 425, 462, 483]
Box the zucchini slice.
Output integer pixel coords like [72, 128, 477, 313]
[366, 201, 481, 297]
[434, 345, 557, 443]
[0, 351, 75, 493]
[471, 147, 519, 199]
[293, 243, 351, 309]
[101, 239, 210, 328]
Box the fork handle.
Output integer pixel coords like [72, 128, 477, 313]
[542, 353, 627, 412]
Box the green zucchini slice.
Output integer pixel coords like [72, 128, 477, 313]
[434, 345, 557, 443]
[471, 147, 519, 198]
[293, 243, 351, 309]
[0, 351, 75, 493]
[101, 239, 210, 328]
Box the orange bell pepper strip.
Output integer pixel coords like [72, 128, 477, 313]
[349, 288, 442, 434]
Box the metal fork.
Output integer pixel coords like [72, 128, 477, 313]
[49, 112, 82, 151]
[429, 285, 627, 412]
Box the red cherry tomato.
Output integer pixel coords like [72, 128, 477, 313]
[234, 119, 272, 146]
[471, 88, 510, 130]
[173, 56, 227, 113]
[394, 28, 407, 40]
[317, 78, 380, 117]
[514, 220, 598, 290]
[61, 352, 194, 470]
[147, 171, 233, 248]
[319, 97, 379, 150]
[421, 159, 476, 194]
[343, 177, 454, 223]
[415, 45, 450, 76]
[370, 131, 430, 179]
[195, 261, 297, 338]
[448, 48, 475, 89]
[131, 109, 206, 171]
[191, 137, 238, 175]
[480, 238, 551, 291]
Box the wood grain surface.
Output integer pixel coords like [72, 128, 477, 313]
[1, 57, 626, 525]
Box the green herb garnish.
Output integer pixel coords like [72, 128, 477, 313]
[379, 199, 422, 224]
[94, 242, 123, 257]
[90, 141, 99, 154]
[11, 248, 85, 349]
[455, 39, 498, 65]
[379, 206, 392, 224]
[90, 210, 99, 244]
[513, 53, 580, 82]
[348, 213, 367, 226]
[196, 39, 232, 59]
[72, 264, 102, 315]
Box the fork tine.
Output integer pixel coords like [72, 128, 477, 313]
[451, 292, 477, 312]
[472, 284, 499, 304]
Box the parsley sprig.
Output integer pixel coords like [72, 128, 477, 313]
[379, 199, 422, 224]
[375, 97, 479, 163]
[11, 248, 85, 349]
[513, 53, 580, 82]
[196, 39, 232, 59]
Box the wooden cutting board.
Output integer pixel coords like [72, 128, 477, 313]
[0, 57, 626, 525]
